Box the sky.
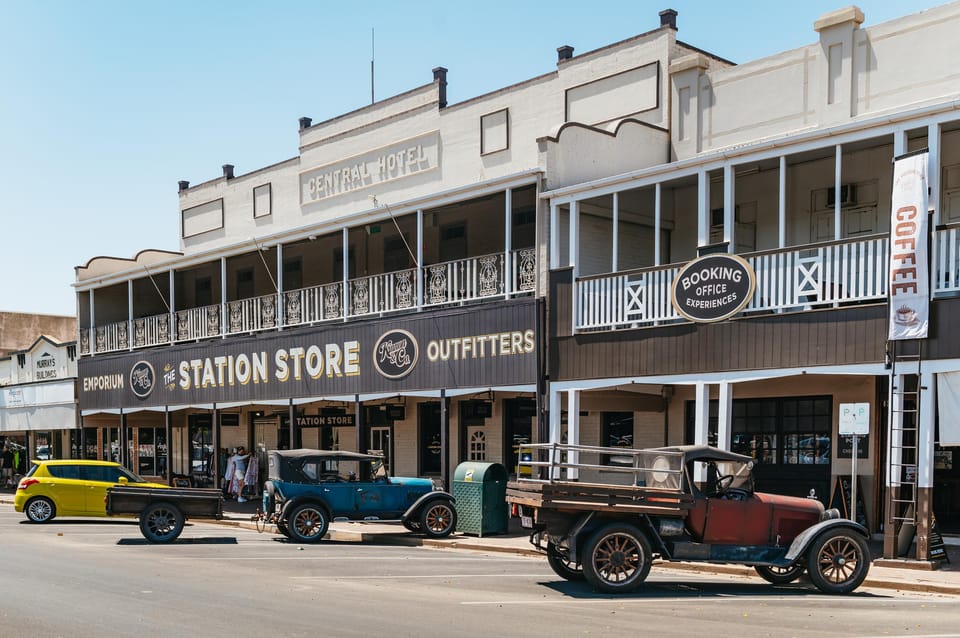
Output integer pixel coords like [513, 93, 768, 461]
[0, 0, 947, 316]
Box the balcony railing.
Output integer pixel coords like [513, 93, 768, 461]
[82, 248, 536, 354]
[577, 234, 894, 331]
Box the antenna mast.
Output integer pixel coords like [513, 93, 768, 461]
[371, 28, 375, 104]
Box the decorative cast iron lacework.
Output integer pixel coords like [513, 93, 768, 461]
[261, 296, 276, 328]
[478, 255, 500, 297]
[324, 284, 341, 319]
[176, 312, 189, 340]
[395, 270, 414, 308]
[206, 305, 220, 336]
[79, 329, 90, 354]
[285, 292, 301, 324]
[95, 327, 105, 352]
[134, 319, 146, 347]
[517, 249, 536, 291]
[427, 265, 449, 304]
[352, 279, 370, 315]
[229, 302, 243, 332]
[117, 322, 127, 349]
[158, 314, 169, 342]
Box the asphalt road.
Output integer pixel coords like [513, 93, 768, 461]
[0, 504, 957, 638]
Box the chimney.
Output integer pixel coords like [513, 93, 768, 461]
[432, 66, 448, 109]
[659, 9, 678, 30]
[222, 164, 234, 180]
[557, 45, 574, 63]
[178, 180, 190, 192]
[299, 116, 312, 131]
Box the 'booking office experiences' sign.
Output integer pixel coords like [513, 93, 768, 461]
[672, 253, 756, 323]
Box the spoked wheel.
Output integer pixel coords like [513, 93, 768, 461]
[805, 529, 870, 594]
[25, 497, 56, 523]
[288, 504, 329, 543]
[582, 524, 652, 593]
[546, 541, 585, 581]
[420, 501, 457, 538]
[139, 502, 185, 543]
[755, 564, 804, 585]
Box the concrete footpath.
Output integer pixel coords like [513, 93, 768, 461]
[214, 499, 960, 596]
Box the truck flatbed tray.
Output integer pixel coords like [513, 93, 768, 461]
[506, 480, 692, 516]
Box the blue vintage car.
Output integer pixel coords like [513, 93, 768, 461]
[259, 449, 456, 543]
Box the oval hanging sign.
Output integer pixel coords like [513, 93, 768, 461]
[373, 329, 419, 379]
[671, 253, 756, 323]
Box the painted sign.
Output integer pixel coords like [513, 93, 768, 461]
[295, 415, 356, 427]
[672, 254, 756, 322]
[889, 151, 929, 340]
[299, 132, 439, 204]
[78, 299, 538, 410]
[34, 352, 58, 380]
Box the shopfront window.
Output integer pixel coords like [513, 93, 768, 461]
[602, 412, 634, 466]
[137, 428, 167, 477]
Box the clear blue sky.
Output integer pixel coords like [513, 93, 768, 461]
[0, 0, 945, 316]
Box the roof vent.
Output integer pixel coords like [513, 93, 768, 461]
[299, 116, 312, 131]
[557, 45, 574, 62]
[178, 180, 190, 192]
[432, 67, 448, 109]
[222, 164, 234, 180]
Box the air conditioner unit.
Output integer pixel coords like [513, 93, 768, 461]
[827, 184, 857, 208]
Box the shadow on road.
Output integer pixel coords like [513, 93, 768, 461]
[19, 519, 138, 526]
[538, 578, 882, 599]
[117, 536, 239, 545]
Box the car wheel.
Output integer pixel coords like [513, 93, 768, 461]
[25, 497, 56, 523]
[288, 504, 329, 543]
[139, 502, 185, 543]
[805, 529, 870, 594]
[546, 541, 585, 581]
[755, 564, 804, 585]
[582, 523, 652, 593]
[419, 501, 456, 538]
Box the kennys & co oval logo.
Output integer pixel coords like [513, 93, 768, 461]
[129, 360, 156, 399]
[373, 330, 418, 379]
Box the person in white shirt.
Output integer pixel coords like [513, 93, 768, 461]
[232, 447, 251, 503]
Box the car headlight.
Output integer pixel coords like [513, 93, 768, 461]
[821, 508, 841, 521]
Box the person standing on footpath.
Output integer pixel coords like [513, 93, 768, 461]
[233, 447, 252, 503]
[1, 446, 13, 488]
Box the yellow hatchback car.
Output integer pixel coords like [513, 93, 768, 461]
[14, 460, 168, 523]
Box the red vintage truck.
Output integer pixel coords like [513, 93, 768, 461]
[506, 444, 870, 594]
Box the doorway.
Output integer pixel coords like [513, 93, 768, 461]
[503, 398, 535, 476]
[188, 414, 213, 488]
[418, 402, 442, 476]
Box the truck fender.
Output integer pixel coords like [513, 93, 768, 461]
[785, 518, 870, 563]
[402, 491, 455, 523]
[279, 495, 331, 522]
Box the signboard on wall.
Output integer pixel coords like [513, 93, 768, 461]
[672, 253, 756, 323]
[78, 299, 538, 410]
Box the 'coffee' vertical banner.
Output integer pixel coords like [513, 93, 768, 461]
[889, 151, 929, 341]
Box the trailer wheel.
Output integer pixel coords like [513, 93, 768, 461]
[805, 529, 870, 594]
[582, 523, 652, 593]
[139, 502, 185, 543]
[546, 541, 585, 581]
[755, 564, 804, 585]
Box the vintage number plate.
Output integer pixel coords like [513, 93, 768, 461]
[520, 515, 533, 528]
